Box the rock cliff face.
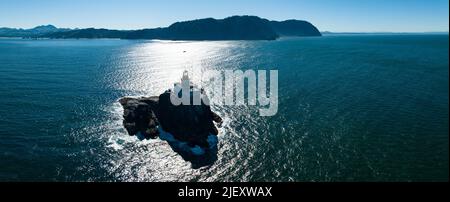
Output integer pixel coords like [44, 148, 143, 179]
[119, 96, 160, 139]
[119, 92, 222, 148]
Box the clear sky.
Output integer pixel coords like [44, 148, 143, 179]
[0, 0, 448, 32]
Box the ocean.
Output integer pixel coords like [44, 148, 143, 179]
[0, 34, 448, 181]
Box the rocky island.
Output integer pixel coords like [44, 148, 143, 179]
[119, 93, 222, 148]
[119, 72, 222, 153]
[118, 72, 223, 168]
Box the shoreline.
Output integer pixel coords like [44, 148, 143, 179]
[1, 33, 448, 42]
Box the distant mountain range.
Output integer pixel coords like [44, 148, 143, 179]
[0, 25, 71, 38]
[0, 16, 321, 40]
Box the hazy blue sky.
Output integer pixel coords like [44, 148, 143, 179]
[0, 0, 448, 32]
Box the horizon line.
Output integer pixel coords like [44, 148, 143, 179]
[1, 24, 448, 34]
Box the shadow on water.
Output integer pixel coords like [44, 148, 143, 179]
[137, 129, 219, 169]
[166, 140, 218, 169]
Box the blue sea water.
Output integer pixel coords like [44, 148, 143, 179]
[0, 34, 448, 181]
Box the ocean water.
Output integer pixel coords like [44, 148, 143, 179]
[0, 35, 448, 181]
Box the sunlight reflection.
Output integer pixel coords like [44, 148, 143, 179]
[115, 40, 236, 96]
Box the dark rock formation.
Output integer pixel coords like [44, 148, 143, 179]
[119, 96, 160, 140]
[119, 92, 222, 148]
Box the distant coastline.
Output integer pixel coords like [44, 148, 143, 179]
[0, 16, 321, 41]
[321, 31, 449, 35]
